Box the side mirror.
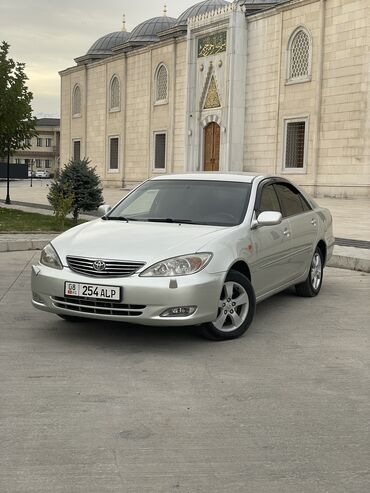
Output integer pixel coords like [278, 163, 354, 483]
[252, 211, 282, 229]
[98, 204, 112, 217]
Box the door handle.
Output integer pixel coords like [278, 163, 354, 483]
[283, 229, 291, 238]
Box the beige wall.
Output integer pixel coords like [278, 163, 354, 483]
[244, 0, 369, 197]
[60, 0, 369, 197]
[245, 11, 281, 174]
[60, 38, 187, 188]
[319, 0, 369, 197]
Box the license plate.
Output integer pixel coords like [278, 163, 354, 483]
[65, 282, 121, 301]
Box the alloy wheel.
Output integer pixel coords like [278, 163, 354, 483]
[213, 281, 250, 333]
[311, 252, 322, 291]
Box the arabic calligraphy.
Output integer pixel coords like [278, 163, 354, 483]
[198, 31, 227, 58]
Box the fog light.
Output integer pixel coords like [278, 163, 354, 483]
[32, 292, 44, 304]
[160, 306, 197, 318]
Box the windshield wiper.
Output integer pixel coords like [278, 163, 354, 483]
[102, 216, 139, 222]
[147, 218, 194, 224]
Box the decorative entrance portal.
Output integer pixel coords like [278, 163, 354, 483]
[203, 122, 220, 171]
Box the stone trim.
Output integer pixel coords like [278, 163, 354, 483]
[200, 114, 222, 128]
[188, 3, 239, 28]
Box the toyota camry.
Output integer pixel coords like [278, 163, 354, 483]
[31, 173, 334, 340]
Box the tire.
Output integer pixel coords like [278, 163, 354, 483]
[295, 247, 324, 297]
[201, 270, 256, 341]
[58, 314, 85, 323]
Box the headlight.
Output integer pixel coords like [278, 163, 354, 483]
[40, 243, 63, 270]
[140, 253, 212, 277]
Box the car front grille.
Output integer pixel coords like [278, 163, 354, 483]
[66, 256, 145, 278]
[52, 296, 146, 317]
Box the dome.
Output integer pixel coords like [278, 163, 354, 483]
[177, 0, 230, 24]
[128, 16, 177, 43]
[87, 31, 131, 56]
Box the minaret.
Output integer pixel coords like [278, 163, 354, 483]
[121, 14, 127, 32]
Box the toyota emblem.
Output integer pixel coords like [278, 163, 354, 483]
[93, 260, 106, 271]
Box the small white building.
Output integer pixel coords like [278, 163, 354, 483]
[60, 0, 370, 197]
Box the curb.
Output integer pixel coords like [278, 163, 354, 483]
[0, 241, 369, 274]
[327, 255, 370, 274]
[0, 239, 50, 253]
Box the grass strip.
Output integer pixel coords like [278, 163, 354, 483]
[0, 207, 84, 233]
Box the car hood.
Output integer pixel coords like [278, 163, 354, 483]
[52, 219, 228, 266]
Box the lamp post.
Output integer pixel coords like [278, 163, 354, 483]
[30, 159, 34, 187]
[5, 150, 11, 205]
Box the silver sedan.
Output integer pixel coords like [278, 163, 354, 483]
[32, 173, 334, 340]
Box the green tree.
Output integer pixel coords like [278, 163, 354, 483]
[0, 41, 37, 204]
[49, 159, 104, 223]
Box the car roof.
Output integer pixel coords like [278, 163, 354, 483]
[150, 172, 263, 184]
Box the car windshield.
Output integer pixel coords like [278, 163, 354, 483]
[107, 180, 252, 227]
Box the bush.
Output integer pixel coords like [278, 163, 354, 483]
[47, 181, 74, 230]
[48, 159, 104, 223]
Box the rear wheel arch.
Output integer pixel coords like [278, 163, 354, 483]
[317, 240, 327, 265]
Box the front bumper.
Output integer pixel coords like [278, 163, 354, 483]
[31, 264, 224, 326]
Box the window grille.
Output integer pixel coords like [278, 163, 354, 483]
[110, 76, 120, 110]
[154, 134, 166, 169]
[289, 30, 310, 80]
[156, 65, 168, 103]
[73, 140, 81, 161]
[285, 121, 306, 169]
[72, 85, 81, 116]
[109, 138, 119, 170]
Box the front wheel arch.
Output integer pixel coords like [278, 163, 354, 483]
[228, 260, 252, 282]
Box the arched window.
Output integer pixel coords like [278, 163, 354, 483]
[288, 28, 311, 81]
[155, 64, 168, 103]
[72, 84, 81, 117]
[110, 75, 120, 111]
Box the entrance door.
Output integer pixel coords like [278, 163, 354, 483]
[203, 122, 220, 171]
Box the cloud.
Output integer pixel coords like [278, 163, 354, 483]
[0, 0, 199, 114]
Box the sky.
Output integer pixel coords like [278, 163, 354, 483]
[0, 0, 213, 117]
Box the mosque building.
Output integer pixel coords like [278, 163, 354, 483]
[60, 0, 369, 197]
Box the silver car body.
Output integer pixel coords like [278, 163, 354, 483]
[31, 173, 334, 326]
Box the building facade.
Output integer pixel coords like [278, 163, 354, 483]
[60, 0, 370, 197]
[11, 118, 60, 176]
